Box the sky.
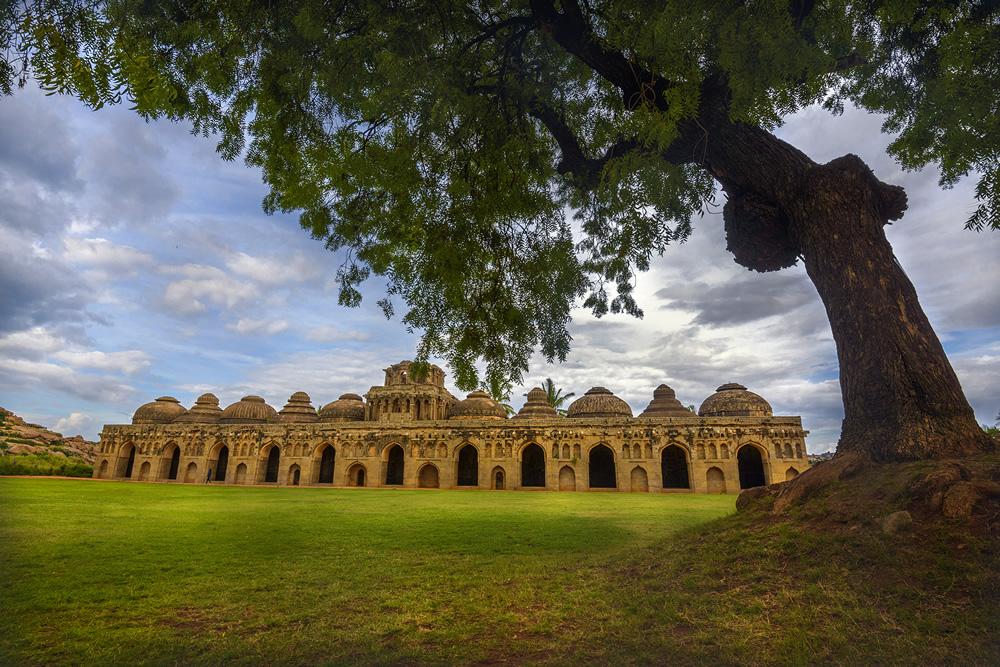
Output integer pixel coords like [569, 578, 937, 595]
[0, 85, 997, 451]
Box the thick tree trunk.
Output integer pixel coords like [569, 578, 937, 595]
[694, 119, 995, 462]
[783, 156, 993, 461]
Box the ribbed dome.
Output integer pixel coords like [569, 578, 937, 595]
[698, 383, 772, 418]
[219, 396, 279, 424]
[514, 387, 559, 419]
[278, 391, 318, 423]
[448, 391, 508, 420]
[173, 393, 222, 423]
[132, 396, 187, 424]
[566, 387, 632, 419]
[319, 394, 366, 422]
[639, 384, 694, 418]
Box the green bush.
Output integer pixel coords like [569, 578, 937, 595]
[0, 453, 93, 477]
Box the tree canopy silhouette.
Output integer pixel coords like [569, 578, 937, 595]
[4, 0, 997, 462]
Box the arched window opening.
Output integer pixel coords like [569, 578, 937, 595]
[385, 445, 404, 485]
[264, 447, 280, 483]
[216, 445, 229, 482]
[418, 464, 439, 488]
[737, 446, 767, 489]
[521, 444, 545, 487]
[559, 465, 576, 491]
[589, 445, 617, 489]
[318, 446, 335, 484]
[661, 445, 690, 489]
[457, 445, 478, 486]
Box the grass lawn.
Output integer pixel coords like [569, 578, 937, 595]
[1, 476, 996, 665]
[0, 479, 731, 665]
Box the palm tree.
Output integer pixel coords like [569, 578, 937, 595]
[526, 378, 575, 417]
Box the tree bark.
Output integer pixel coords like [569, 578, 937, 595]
[683, 111, 995, 462]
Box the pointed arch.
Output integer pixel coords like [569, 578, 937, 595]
[630, 466, 649, 492]
[588, 444, 617, 489]
[260, 444, 281, 484]
[491, 466, 506, 490]
[160, 442, 181, 481]
[520, 443, 545, 487]
[707, 466, 726, 493]
[384, 444, 405, 485]
[660, 444, 690, 490]
[559, 465, 576, 491]
[785, 467, 800, 481]
[346, 463, 367, 487]
[418, 463, 440, 488]
[456, 443, 479, 487]
[315, 443, 336, 484]
[234, 462, 247, 484]
[737, 444, 767, 489]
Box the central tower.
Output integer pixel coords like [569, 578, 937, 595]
[364, 360, 457, 421]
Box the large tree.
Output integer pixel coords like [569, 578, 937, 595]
[5, 0, 997, 463]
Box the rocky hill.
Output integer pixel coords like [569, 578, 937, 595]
[0, 407, 98, 464]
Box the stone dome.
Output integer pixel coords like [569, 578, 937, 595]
[132, 397, 187, 424]
[319, 394, 366, 422]
[278, 391, 318, 423]
[698, 383, 772, 418]
[448, 391, 508, 420]
[173, 393, 222, 423]
[219, 396, 279, 424]
[639, 384, 694, 418]
[514, 387, 559, 419]
[566, 387, 633, 419]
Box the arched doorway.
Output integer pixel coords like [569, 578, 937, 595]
[785, 467, 800, 482]
[184, 461, 198, 483]
[119, 444, 136, 479]
[234, 463, 247, 484]
[588, 444, 617, 489]
[288, 465, 301, 486]
[707, 466, 726, 493]
[660, 445, 690, 489]
[559, 465, 576, 491]
[318, 445, 335, 484]
[521, 444, 545, 487]
[418, 464, 439, 488]
[492, 466, 505, 490]
[347, 463, 367, 487]
[161, 445, 180, 481]
[264, 446, 280, 483]
[138, 461, 150, 481]
[737, 445, 767, 489]
[630, 467, 649, 492]
[214, 445, 230, 483]
[457, 445, 478, 486]
[385, 445, 404, 485]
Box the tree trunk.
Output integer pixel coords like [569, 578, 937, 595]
[783, 155, 993, 462]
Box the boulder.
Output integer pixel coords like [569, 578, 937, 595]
[881, 510, 912, 534]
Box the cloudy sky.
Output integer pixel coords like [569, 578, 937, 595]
[0, 86, 997, 451]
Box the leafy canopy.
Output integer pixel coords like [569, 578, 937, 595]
[5, 0, 998, 391]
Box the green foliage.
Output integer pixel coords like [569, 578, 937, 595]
[526, 378, 575, 416]
[0, 453, 93, 477]
[3, 0, 998, 390]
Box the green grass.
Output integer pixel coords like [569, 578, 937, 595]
[0, 478, 996, 665]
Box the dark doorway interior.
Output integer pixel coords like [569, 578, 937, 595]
[319, 446, 335, 484]
[589, 445, 617, 488]
[457, 446, 478, 486]
[356, 468, 366, 486]
[521, 444, 545, 487]
[216, 446, 229, 482]
[385, 445, 404, 485]
[661, 446, 690, 489]
[738, 446, 766, 489]
[124, 446, 136, 479]
[264, 447, 280, 483]
[167, 448, 180, 480]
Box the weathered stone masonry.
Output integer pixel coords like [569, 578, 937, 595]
[94, 360, 809, 493]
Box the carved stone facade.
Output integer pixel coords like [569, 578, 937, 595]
[94, 361, 809, 493]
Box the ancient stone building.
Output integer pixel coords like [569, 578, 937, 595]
[94, 360, 809, 493]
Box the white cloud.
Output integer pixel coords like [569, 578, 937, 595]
[51, 349, 152, 376]
[226, 251, 323, 287]
[304, 325, 371, 342]
[0, 327, 65, 358]
[0, 358, 139, 404]
[159, 264, 261, 316]
[54, 412, 95, 436]
[226, 318, 290, 336]
[63, 237, 153, 274]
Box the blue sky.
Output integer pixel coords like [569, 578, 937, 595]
[1, 86, 997, 451]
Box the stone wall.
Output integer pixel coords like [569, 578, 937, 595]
[93, 415, 808, 493]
